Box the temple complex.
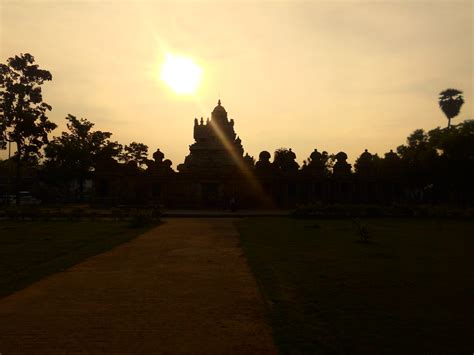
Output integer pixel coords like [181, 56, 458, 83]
[92, 100, 405, 208]
[93, 100, 257, 208]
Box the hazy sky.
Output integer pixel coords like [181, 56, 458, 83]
[1, 0, 472, 166]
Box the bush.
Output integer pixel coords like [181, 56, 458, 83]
[128, 209, 154, 228]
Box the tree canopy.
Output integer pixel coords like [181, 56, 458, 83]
[439, 89, 464, 128]
[119, 142, 149, 168]
[273, 148, 299, 172]
[0, 53, 56, 161]
[44, 114, 122, 199]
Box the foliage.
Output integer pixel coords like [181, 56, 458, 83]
[273, 147, 299, 172]
[396, 129, 438, 186]
[0, 53, 56, 204]
[396, 121, 474, 202]
[438, 88, 464, 127]
[243, 153, 255, 168]
[119, 141, 149, 168]
[303, 149, 332, 175]
[44, 114, 122, 199]
[0, 53, 57, 160]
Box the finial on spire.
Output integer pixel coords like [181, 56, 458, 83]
[218, 99, 221, 106]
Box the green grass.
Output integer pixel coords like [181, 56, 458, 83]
[0, 221, 154, 298]
[237, 218, 474, 354]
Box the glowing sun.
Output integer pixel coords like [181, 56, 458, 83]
[160, 53, 202, 95]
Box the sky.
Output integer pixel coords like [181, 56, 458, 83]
[1, 0, 472, 167]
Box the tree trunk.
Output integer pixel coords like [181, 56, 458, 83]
[448, 118, 451, 128]
[15, 142, 21, 206]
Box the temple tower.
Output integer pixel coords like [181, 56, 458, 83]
[178, 100, 245, 172]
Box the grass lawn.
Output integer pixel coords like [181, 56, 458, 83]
[0, 221, 154, 299]
[237, 218, 474, 354]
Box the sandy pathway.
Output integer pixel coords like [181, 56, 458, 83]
[0, 218, 276, 354]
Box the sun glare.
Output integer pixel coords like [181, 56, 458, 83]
[160, 53, 202, 95]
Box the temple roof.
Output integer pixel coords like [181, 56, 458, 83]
[212, 99, 227, 118]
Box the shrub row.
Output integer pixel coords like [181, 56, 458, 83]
[291, 203, 474, 218]
[0, 206, 161, 225]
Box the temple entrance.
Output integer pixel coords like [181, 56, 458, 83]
[202, 183, 219, 207]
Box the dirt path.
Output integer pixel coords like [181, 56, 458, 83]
[0, 218, 276, 354]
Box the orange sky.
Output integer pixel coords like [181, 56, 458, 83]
[1, 0, 472, 166]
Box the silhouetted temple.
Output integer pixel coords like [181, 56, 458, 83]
[178, 100, 245, 172]
[172, 100, 255, 207]
[91, 101, 418, 208]
[94, 101, 258, 207]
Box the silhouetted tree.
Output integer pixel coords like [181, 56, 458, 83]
[439, 89, 464, 128]
[243, 153, 255, 168]
[44, 114, 121, 201]
[273, 148, 299, 173]
[119, 142, 149, 168]
[396, 129, 439, 200]
[427, 120, 474, 203]
[0, 53, 57, 204]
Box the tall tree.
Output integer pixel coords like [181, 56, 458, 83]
[397, 129, 439, 192]
[44, 114, 122, 200]
[119, 141, 149, 168]
[0, 53, 57, 203]
[428, 120, 474, 202]
[439, 89, 464, 128]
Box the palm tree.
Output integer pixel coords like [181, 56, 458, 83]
[438, 89, 464, 128]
